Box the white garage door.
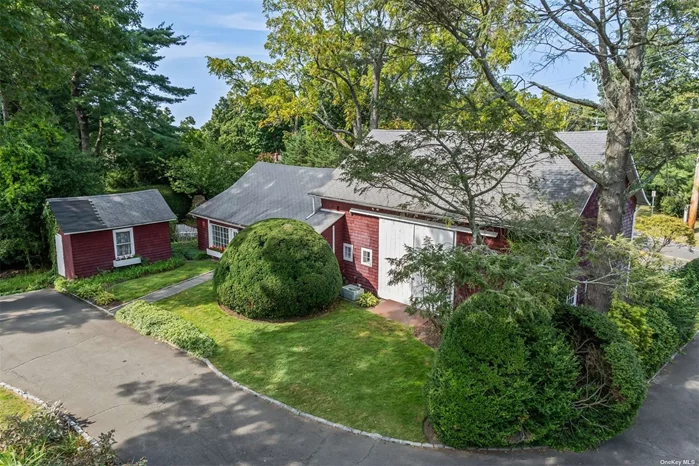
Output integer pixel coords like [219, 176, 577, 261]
[378, 219, 454, 304]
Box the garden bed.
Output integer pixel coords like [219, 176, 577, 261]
[0, 387, 33, 427]
[157, 282, 434, 441]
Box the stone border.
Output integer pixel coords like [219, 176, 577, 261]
[0, 381, 99, 448]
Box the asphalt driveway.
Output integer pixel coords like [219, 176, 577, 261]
[1, 289, 697, 466]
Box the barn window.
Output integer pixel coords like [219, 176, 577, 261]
[113, 228, 134, 259]
[210, 223, 236, 249]
[343, 243, 353, 262]
[360, 248, 372, 267]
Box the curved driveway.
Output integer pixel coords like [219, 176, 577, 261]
[1, 290, 697, 466]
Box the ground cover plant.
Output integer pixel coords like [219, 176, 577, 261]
[157, 282, 434, 441]
[0, 271, 55, 297]
[214, 219, 342, 319]
[0, 399, 144, 465]
[116, 301, 216, 358]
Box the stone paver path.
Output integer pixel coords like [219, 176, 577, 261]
[139, 271, 213, 303]
[371, 299, 426, 326]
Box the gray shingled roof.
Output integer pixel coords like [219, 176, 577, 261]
[310, 130, 649, 219]
[190, 162, 343, 232]
[48, 189, 177, 234]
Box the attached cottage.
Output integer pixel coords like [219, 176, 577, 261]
[192, 130, 649, 305]
[47, 190, 176, 279]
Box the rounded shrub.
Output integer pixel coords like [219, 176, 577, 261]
[426, 291, 578, 448]
[213, 218, 342, 319]
[551, 304, 647, 450]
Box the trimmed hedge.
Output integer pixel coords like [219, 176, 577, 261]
[426, 291, 578, 448]
[213, 219, 342, 319]
[551, 304, 647, 451]
[116, 301, 216, 357]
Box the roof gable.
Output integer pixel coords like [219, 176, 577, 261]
[48, 189, 177, 234]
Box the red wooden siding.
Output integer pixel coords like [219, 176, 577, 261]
[66, 222, 172, 278]
[580, 185, 637, 239]
[196, 217, 209, 250]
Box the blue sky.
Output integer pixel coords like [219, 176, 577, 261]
[140, 0, 599, 126]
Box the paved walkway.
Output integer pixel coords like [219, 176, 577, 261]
[660, 242, 699, 263]
[371, 299, 426, 326]
[1, 290, 697, 466]
[139, 271, 214, 303]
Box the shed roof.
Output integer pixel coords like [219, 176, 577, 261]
[48, 189, 177, 234]
[190, 162, 342, 232]
[310, 130, 649, 220]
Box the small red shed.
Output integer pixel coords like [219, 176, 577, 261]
[47, 190, 177, 279]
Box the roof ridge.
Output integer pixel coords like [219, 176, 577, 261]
[47, 189, 160, 202]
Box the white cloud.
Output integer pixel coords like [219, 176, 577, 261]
[162, 39, 269, 61]
[211, 12, 268, 31]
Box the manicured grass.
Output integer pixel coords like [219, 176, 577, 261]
[109, 260, 215, 302]
[158, 283, 434, 441]
[0, 388, 33, 427]
[0, 270, 54, 297]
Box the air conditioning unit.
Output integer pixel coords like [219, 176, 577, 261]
[341, 284, 363, 301]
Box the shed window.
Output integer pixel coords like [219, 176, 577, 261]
[343, 243, 353, 262]
[566, 286, 579, 306]
[210, 223, 236, 249]
[113, 228, 134, 259]
[360, 248, 372, 267]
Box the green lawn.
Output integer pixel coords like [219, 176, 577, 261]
[108, 260, 215, 302]
[0, 270, 54, 297]
[0, 388, 33, 427]
[158, 283, 434, 441]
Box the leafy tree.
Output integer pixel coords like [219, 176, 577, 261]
[168, 138, 255, 199]
[408, 0, 699, 312]
[208, 0, 422, 147]
[281, 125, 343, 167]
[635, 214, 696, 248]
[203, 92, 288, 155]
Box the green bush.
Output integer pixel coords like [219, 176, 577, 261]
[116, 301, 216, 358]
[608, 300, 653, 354]
[426, 291, 578, 448]
[172, 240, 209, 260]
[643, 307, 681, 376]
[551, 304, 647, 451]
[54, 256, 186, 304]
[356, 292, 379, 308]
[655, 293, 698, 343]
[609, 300, 682, 377]
[213, 219, 342, 319]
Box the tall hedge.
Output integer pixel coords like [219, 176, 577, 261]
[426, 291, 578, 448]
[551, 304, 647, 450]
[213, 219, 342, 319]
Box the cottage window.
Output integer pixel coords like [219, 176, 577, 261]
[210, 223, 236, 249]
[113, 228, 134, 259]
[360, 248, 372, 267]
[343, 243, 353, 262]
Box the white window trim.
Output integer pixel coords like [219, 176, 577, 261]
[113, 227, 135, 260]
[343, 243, 353, 262]
[208, 221, 238, 249]
[566, 286, 579, 306]
[360, 248, 372, 267]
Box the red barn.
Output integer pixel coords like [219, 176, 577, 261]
[47, 190, 177, 279]
[192, 130, 649, 306]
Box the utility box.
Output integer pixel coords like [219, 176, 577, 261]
[341, 284, 363, 301]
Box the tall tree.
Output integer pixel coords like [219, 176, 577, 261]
[408, 0, 698, 312]
[209, 0, 420, 147]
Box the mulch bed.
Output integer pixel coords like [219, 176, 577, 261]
[414, 321, 442, 349]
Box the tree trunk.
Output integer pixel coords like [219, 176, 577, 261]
[0, 86, 9, 124]
[94, 118, 104, 155]
[369, 60, 382, 130]
[687, 153, 699, 230]
[71, 72, 91, 152]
